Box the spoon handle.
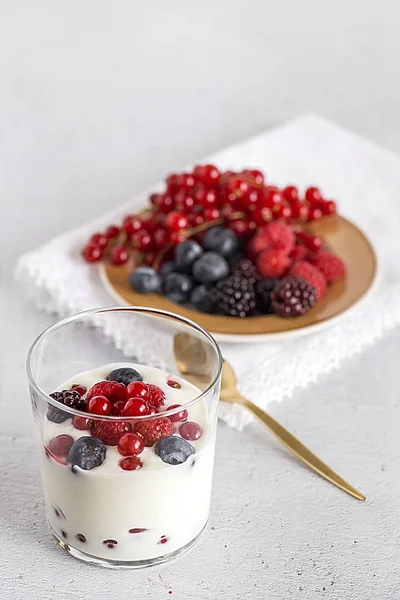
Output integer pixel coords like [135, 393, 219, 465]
[241, 397, 366, 501]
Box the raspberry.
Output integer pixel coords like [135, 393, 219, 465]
[147, 385, 166, 409]
[248, 222, 294, 256]
[308, 252, 346, 283]
[134, 417, 173, 447]
[291, 260, 327, 300]
[91, 420, 131, 446]
[256, 249, 291, 278]
[86, 381, 127, 405]
[289, 245, 307, 261]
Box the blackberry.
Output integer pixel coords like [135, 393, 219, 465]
[271, 276, 316, 318]
[47, 390, 86, 423]
[232, 258, 261, 285]
[255, 278, 279, 314]
[213, 274, 256, 318]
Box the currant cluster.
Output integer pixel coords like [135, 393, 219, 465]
[81, 165, 337, 266]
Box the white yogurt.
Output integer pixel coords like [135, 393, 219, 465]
[40, 363, 216, 563]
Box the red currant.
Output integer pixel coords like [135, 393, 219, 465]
[144, 251, 157, 267]
[170, 230, 187, 245]
[149, 193, 162, 206]
[87, 395, 112, 416]
[273, 204, 292, 220]
[282, 186, 299, 203]
[308, 206, 323, 221]
[48, 435, 74, 460]
[296, 231, 323, 252]
[90, 233, 108, 250]
[127, 381, 149, 400]
[165, 211, 188, 232]
[227, 176, 249, 197]
[221, 203, 237, 221]
[229, 219, 254, 238]
[178, 173, 196, 190]
[305, 187, 322, 204]
[82, 244, 102, 263]
[71, 384, 87, 396]
[72, 416, 91, 431]
[117, 432, 144, 456]
[188, 213, 205, 227]
[244, 169, 264, 186]
[167, 404, 188, 423]
[141, 216, 158, 233]
[180, 194, 195, 213]
[119, 456, 143, 470]
[179, 421, 203, 440]
[110, 246, 129, 265]
[158, 194, 174, 213]
[111, 400, 125, 416]
[123, 216, 142, 236]
[121, 398, 149, 417]
[291, 202, 309, 220]
[131, 230, 153, 252]
[105, 225, 120, 239]
[194, 187, 217, 208]
[204, 207, 220, 221]
[251, 207, 272, 225]
[166, 174, 180, 194]
[193, 164, 220, 187]
[153, 228, 169, 250]
[322, 200, 337, 215]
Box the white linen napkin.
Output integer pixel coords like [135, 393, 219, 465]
[16, 114, 400, 428]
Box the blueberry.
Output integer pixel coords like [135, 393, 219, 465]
[175, 240, 203, 272]
[129, 266, 161, 294]
[160, 261, 178, 277]
[192, 252, 229, 284]
[106, 367, 143, 385]
[202, 226, 239, 257]
[67, 437, 106, 470]
[155, 436, 195, 465]
[163, 272, 193, 304]
[190, 285, 215, 313]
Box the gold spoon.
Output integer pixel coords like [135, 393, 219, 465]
[174, 333, 366, 501]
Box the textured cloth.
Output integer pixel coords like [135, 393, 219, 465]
[16, 114, 400, 428]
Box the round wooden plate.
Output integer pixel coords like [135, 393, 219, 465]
[100, 216, 377, 342]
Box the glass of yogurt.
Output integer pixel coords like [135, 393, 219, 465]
[27, 306, 222, 568]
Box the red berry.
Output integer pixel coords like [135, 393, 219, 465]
[166, 174, 180, 193]
[71, 384, 87, 396]
[170, 230, 187, 245]
[127, 381, 149, 400]
[188, 213, 205, 227]
[149, 193, 162, 206]
[92, 421, 131, 446]
[88, 395, 112, 416]
[291, 202, 309, 220]
[228, 219, 253, 238]
[291, 260, 327, 299]
[257, 248, 292, 278]
[153, 228, 169, 250]
[131, 230, 153, 252]
[82, 245, 102, 263]
[158, 194, 174, 213]
[158, 535, 169, 545]
[194, 187, 217, 208]
[180, 194, 195, 213]
[122, 398, 149, 417]
[308, 252, 346, 283]
[308, 206, 323, 222]
[111, 400, 125, 416]
[305, 187, 322, 204]
[119, 456, 143, 471]
[165, 211, 188, 232]
[273, 204, 292, 220]
[289, 245, 307, 261]
[105, 225, 120, 239]
[90, 233, 108, 250]
[167, 379, 181, 389]
[296, 231, 323, 253]
[204, 207, 220, 221]
[72, 416, 91, 431]
[322, 200, 337, 215]
[252, 221, 295, 254]
[167, 404, 188, 423]
[193, 164, 220, 187]
[178, 173, 196, 190]
[260, 188, 282, 208]
[134, 417, 173, 447]
[179, 421, 203, 441]
[86, 381, 127, 404]
[227, 176, 249, 196]
[147, 384, 166, 408]
[245, 169, 264, 186]
[48, 435, 74, 460]
[123, 216, 142, 236]
[110, 246, 129, 266]
[117, 432, 144, 456]
[283, 186, 299, 203]
[144, 251, 157, 267]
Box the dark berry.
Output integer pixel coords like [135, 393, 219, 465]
[202, 226, 239, 257]
[232, 258, 261, 285]
[271, 276, 316, 317]
[213, 274, 256, 318]
[50, 389, 86, 411]
[155, 436, 195, 465]
[71, 384, 87, 396]
[190, 285, 216, 313]
[163, 272, 193, 303]
[175, 240, 203, 271]
[192, 252, 229, 284]
[255, 279, 278, 314]
[106, 367, 143, 386]
[46, 405, 69, 424]
[159, 261, 178, 278]
[129, 266, 161, 294]
[179, 421, 203, 440]
[67, 436, 106, 470]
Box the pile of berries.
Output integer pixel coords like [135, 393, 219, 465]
[81, 165, 337, 267]
[46, 366, 202, 471]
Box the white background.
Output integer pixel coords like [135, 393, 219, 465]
[1, 1, 400, 598]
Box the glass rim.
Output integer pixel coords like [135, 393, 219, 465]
[26, 305, 223, 421]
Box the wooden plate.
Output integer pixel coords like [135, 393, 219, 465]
[101, 216, 377, 342]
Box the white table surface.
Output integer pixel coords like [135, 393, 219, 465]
[1, 1, 399, 598]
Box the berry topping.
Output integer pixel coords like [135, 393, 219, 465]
[155, 436, 195, 465]
[255, 278, 278, 314]
[308, 252, 346, 283]
[72, 416, 91, 431]
[106, 367, 143, 386]
[163, 272, 193, 303]
[87, 395, 112, 416]
[71, 384, 87, 397]
[119, 456, 143, 471]
[175, 240, 203, 271]
[50, 389, 86, 412]
[134, 417, 173, 447]
[117, 432, 144, 456]
[271, 277, 317, 317]
[129, 266, 161, 294]
[47, 435, 74, 461]
[179, 421, 203, 441]
[129, 528, 147, 534]
[127, 381, 149, 400]
[91, 420, 131, 446]
[291, 260, 327, 300]
[166, 404, 188, 422]
[67, 437, 106, 470]
[202, 226, 239, 257]
[147, 384, 166, 409]
[256, 248, 291, 278]
[87, 380, 127, 404]
[111, 401, 125, 416]
[167, 379, 181, 389]
[121, 398, 150, 417]
[75, 534, 86, 543]
[103, 539, 118, 548]
[192, 252, 230, 284]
